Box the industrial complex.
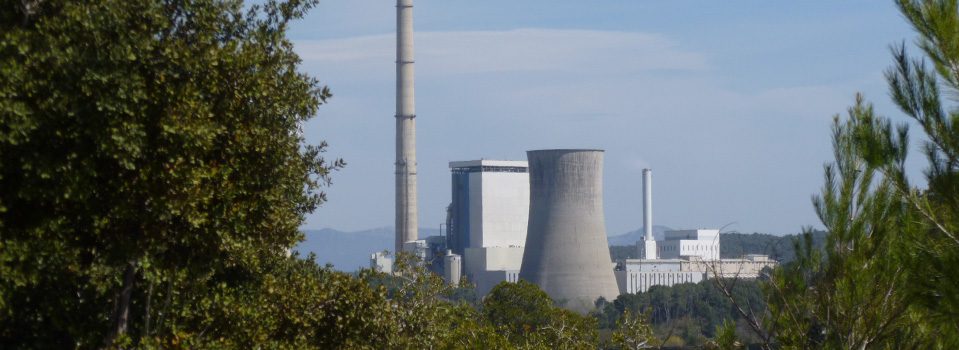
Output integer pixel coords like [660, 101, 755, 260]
[371, 0, 777, 313]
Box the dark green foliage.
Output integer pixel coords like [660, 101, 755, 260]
[609, 244, 639, 261]
[0, 0, 350, 348]
[595, 280, 766, 348]
[718, 231, 826, 262]
[703, 320, 743, 350]
[483, 280, 599, 348]
[484, 280, 555, 338]
[148, 252, 395, 349]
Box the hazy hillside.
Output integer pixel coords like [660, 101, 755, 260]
[300, 226, 828, 271]
[295, 227, 442, 272]
[605, 225, 672, 245]
[720, 231, 827, 262]
[609, 231, 828, 262]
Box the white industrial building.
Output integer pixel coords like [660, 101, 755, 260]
[447, 159, 529, 295]
[616, 252, 777, 294]
[617, 169, 777, 294]
[370, 251, 393, 274]
[655, 229, 721, 261]
[621, 225, 777, 294]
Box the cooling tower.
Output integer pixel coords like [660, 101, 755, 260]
[519, 149, 620, 313]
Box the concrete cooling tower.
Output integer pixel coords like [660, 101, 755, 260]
[519, 149, 620, 313]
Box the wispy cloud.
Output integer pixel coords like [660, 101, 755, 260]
[296, 29, 708, 77]
[297, 28, 855, 235]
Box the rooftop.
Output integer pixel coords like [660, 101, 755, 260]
[449, 159, 528, 168]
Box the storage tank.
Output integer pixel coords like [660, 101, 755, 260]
[519, 149, 620, 313]
[443, 250, 462, 285]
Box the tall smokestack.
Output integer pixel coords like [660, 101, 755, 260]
[643, 168, 652, 241]
[395, 0, 418, 253]
[641, 168, 657, 259]
[520, 149, 621, 313]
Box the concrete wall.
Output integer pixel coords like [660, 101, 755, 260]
[449, 160, 529, 255]
[473, 172, 529, 248]
[616, 270, 706, 294]
[473, 270, 521, 296]
[402, 240, 428, 261]
[370, 252, 393, 274]
[519, 149, 620, 313]
[464, 246, 524, 277]
[616, 257, 778, 294]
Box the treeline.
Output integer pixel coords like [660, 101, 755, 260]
[609, 231, 827, 262]
[594, 280, 766, 348]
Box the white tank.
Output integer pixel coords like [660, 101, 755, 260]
[443, 250, 462, 286]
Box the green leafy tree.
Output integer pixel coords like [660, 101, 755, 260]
[0, 0, 347, 347]
[150, 252, 396, 349]
[610, 310, 654, 350]
[483, 280, 598, 349]
[483, 280, 555, 341]
[368, 252, 510, 349]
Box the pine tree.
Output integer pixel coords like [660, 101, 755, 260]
[767, 0, 959, 348]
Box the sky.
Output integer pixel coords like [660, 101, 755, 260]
[290, 1, 923, 236]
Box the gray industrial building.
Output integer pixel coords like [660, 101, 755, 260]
[446, 160, 529, 295]
[447, 160, 529, 256]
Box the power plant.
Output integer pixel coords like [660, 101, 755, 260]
[373, 1, 776, 313]
[519, 150, 621, 313]
[394, 0, 418, 253]
[617, 168, 777, 294]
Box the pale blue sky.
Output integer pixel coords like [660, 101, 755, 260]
[291, 1, 922, 236]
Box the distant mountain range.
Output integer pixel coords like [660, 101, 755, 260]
[296, 226, 825, 271]
[608, 230, 828, 263]
[719, 230, 827, 262]
[605, 225, 672, 246]
[295, 227, 442, 272]
[297, 226, 670, 272]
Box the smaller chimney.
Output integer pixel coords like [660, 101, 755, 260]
[643, 168, 653, 241]
[641, 168, 657, 259]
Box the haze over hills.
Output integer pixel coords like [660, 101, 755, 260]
[297, 226, 827, 272]
[295, 227, 442, 271]
[298, 225, 667, 271]
[605, 225, 672, 246]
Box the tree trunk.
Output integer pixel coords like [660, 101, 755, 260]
[143, 280, 153, 338]
[102, 262, 136, 349]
